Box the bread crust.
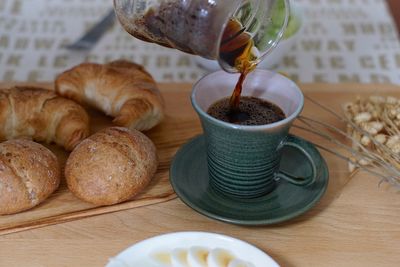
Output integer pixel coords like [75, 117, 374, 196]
[0, 139, 60, 215]
[55, 60, 164, 131]
[65, 127, 158, 205]
[0, 86, 90, 151]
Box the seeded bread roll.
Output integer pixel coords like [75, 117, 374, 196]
[65, 127, 158, 205]
[0, 139, 60, 215]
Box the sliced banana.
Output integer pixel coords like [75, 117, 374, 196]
[171, 248, 190, 267]
[227, 259, 256, 267]
[207, 248, 235, 267]
[187, 246, 209, 267]
[150, 251, 172, 266]
[148, 246, 257, 267]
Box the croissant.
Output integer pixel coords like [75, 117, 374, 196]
[55, 60, 164, 131]
[0, 86, 90, 151]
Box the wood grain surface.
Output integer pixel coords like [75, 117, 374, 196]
[0, 82, 399, 267]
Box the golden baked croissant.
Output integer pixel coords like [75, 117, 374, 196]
[55, 60, 164, 131]
[0, 86, 90, 151]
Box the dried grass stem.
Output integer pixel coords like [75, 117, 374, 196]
[296, 95, 400, 190]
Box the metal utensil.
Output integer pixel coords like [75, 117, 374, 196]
[64, 9, 116, 51]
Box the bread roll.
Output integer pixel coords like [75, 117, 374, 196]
[0, 139, 60, 215]
[65, 127, 158, 205]
[0, 86, 90, 151]
[55, 60, 164, 131]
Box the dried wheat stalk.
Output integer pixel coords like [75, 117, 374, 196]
[293, 95, 400, 190]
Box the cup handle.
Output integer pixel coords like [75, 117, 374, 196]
[275, 135, 321, 186]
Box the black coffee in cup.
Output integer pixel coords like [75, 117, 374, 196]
[207, 96, 286, 126]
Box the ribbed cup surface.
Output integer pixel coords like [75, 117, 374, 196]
[203, 119, 288, 198]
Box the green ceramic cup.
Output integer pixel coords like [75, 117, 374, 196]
[191, 69, 318, 198]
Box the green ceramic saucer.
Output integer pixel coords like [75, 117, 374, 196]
[170, 135, 329, 225]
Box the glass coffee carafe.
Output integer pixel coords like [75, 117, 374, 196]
[114, 0, 290, 72]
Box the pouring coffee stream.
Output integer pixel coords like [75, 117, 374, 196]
[219, 18, 258, 112]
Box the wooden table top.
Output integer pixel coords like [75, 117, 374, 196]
[0, 83, 399, 267]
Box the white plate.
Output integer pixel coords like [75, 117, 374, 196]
[106, 231, 280, 267]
